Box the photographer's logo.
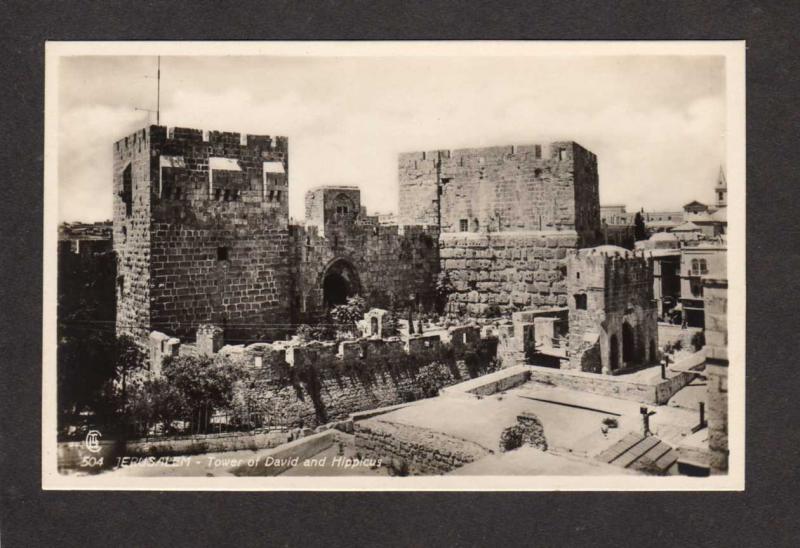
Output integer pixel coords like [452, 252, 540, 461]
[85, 430, 102, 453]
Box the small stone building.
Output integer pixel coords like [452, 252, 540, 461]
[566, 245, 658, 374]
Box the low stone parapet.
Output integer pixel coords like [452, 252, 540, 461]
[440, 365, 531, 398]
[527, 358, 703, 405]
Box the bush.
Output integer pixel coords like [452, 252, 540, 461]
[499, 425, 524, 452]
[296, 323, 335, 341]
[416, 362, 453, 398]
[602, 417, 619, 429]
[330, 296, 367, 335]
[691, 331, 706, 351]
[381, 313, 400, 337]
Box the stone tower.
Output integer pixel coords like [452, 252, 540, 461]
[715, 166, 727, 208]
[112, 125, 290, 343]
[566, 245, 658, 374]
[397, 141, 602, 316]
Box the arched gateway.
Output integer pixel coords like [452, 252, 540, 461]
[321, 258, 361, 308]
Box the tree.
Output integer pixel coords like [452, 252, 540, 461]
[124, 377, 184, 436]
[296, 323, 336, 341]
[434, 272, 454, 314]
[161, 354, 245, 433]
[57, 247, 118, 428]
[380, 312, 400, 337]
[329, 295, 367, 337]
[634, 211, 648, 241]
[114, 334, 146, 406]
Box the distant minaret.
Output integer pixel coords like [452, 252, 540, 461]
[715, 166, 727, 208]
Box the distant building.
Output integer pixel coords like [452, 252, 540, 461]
[715, 166, 727, 208]
[376, 212, 397, 225]
[599, 204, 632, 226]
[670, 221, 704, 243]
[690, 207, 727, 238]
[600, 204, 683, 239]
[683, 200, 709, 217]
[679, 242, 727, 328]
[58, 221, 113, 256]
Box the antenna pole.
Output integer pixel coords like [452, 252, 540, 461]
[156, 56, 161, 125]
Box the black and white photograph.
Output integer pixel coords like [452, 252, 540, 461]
[43, 41, 744, 490]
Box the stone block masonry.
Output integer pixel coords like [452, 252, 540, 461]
[440, 231, 578, 316]
[290, 222, 439, 323]
[355, 419, 491, 475]
[398, 141, 600, 241]
[703, 276, 728, 473]
[567, 246, 659, 374]
[113, 125, 290, 343]
[398, 141, 602, 318]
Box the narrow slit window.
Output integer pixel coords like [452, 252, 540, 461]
[217, 246, 229, 261]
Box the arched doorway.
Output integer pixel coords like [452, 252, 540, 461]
[649, 339, 657, 363]
[609, 334, 619, 371]
[321, 258, 361, 309]
[622, 322, 635, 365]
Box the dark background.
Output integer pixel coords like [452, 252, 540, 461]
[1, 1, 797, 546]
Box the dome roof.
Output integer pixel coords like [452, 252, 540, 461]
[650, 232, 678, 241]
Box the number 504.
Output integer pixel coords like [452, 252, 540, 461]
[81, 456, 104, 467]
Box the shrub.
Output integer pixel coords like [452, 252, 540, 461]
[499, 425, 524, 452]
[296, 323, 335, 341]
[381, 312, 400, 337]
[416, 362, 453, 398]
[691, 330, 706, 351]
[330, 296, 367, 336]
[602, 417, 619, 429]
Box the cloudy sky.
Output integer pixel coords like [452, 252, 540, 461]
[57, 54, 725, 222]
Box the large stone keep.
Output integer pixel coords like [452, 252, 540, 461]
[113, 126, 291, 343]
[398, 142, 602, 316]
[566, 246, 659, 374]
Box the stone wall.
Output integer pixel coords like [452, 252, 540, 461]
[440, 231, 578, 316]
[527, 363, 697, 405]
[113, 128, 154, 342]
[397, 142, 600, 238]
[236, 332, 493, 428]
[704, 276, 728, 473]
[355, 418, 491, 475]
[143, 323, 496, 429]
[290, 221, 439, 323]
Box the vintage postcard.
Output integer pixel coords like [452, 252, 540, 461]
[43, 41, 745, 490]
